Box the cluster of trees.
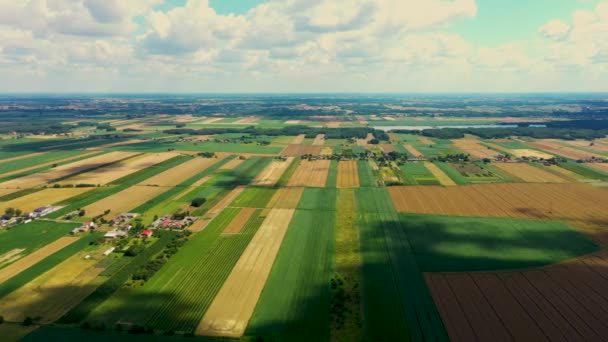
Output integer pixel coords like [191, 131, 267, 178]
[164, 125, 390, 140]
[190, 197, 206, 207]
[329, 276, 360, 330]
[131, 231, 190, 282]
[52, 183, 97, 188]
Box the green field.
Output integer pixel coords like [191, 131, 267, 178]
[247, 209, 335, 341]
[325, 160, 338, 187]
[557, 161, 608, 181]
[297, 188, 337, 211]
[400, 214, 599, 272]
[357, 160, 376, 187]
[355, 187, 447, 342]
[0, 150, 84, 174]
[0, 221, 79, 264]
[231, 187, 277, 208]
[400, 162, 440, 185]
[434, 162, 509, 184]
[87, 208, 263, 332]
[110, 140, 283, 154]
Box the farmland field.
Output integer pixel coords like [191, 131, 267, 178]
[1, 97, 608, 342]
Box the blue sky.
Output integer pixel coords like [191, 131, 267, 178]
[0, 0, 606, 92]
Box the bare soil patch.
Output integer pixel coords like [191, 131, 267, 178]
[280, 145, 322, 157]
[287, 160, 330, 187]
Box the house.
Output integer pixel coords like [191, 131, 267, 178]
[31, 206, 53, 218]
[104, 230, 127, 239]
[103, 247, 116, 256]
[141, 229, 153, 238]
[82, 222, 98, 230]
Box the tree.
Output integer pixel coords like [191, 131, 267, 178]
[191, 197, 206, 207]
[15, 209, 22, 217]
[4, 208, 15, 217]
[22, 316, 33, 326]
[78, 209, 86, 217]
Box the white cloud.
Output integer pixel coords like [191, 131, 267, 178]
[539, 19, 571, 40]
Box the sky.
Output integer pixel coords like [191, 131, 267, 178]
[0, 0, 607, 93]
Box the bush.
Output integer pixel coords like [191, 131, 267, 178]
[190, 197, 206, 207]
[22, 317, 33, 326]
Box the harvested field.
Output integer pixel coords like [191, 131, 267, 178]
[63, 152, 178, 185]
[141, 157, 219, 187]
[0, 237, 78, 284]
[356, 115, 369, 124]
[223, 208, 257, 234]
[196, 208, 296, 337]
[494, 163, 569, 183]
[531, 140, 599, 160]
[192, 186, 247, 232]
[218, 158, 244, 170]
[453, 139, 501, 159]
[234, 116, 259, 124]
[426, 249, 608, 342]
[312, 134, 325, 146]
[381, 144, 396, 153]
[566, 140, 608, 153]
[280, 144, 322, 157]
[356, 133, 374, 147]
[287, 160, 331, 187]
[0, 248, 105, 323]
[424, 162, 456, 186]
[337, 161, 360, 188]
[267, 187, 304, 209]
[511, 149, 554, 159]
[0, 151, 100, 180]
[587, 163, 608, 173]
[203, 118, 224, 124]
[388, 183, 608, 231]
[418, 136, 435, 145]
[291, 134, 306, 144]
[0, 249, 25, 268]
[0, 188, 92, 213]
[84, 185, 167, 218]
[251, 157, 294, 187]
[404, 144, 423, 157]
[321, 146, 333, 156]
[0, 152, 135, 194]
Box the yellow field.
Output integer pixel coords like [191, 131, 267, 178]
[530, 140, 597, 160]
[196, 208, 296, 337]
[418, 136, 435, 145]
[0, 188, 93, 213]
[424, 162, 456, 186]
[0, 246, 106, 323]
[337, 161, 360, 188]
[321, 147, 333, 156]
[218, 158, 244, 170]
[141, 157, 220, 187]
[453, 139, 500, 159]
[0, 152, 135, 197]
[266, 187, 304, 209]
[84, 185, 168, 218]
[287, 160, 330, 187]
[64, 152, 178, 185]
[251, 158, 294, 187]
[0, 237, 79, 284]
[404, 144, 423, 157]
[510, 149, 554, 159]
[494, 163, 569, 183]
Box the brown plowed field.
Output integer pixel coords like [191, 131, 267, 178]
[222, 208, 256, 234]
[195, 208, 296, 337]
[0, 237, 79, 284]
[404, 144, 423, 157]
[64, 152, 178, 185]
[267, 187, 304, 209]
[424, 162, 456, 186]
[425, 249, 608, 342]
[337, 161, 359, 188]
[531, 140, 599, 160]
[251, 157, 294, 187]
[287, 160, 330, 187]
[388, 183, 608, 229]
[493, 163, 569, 183]
[312, 134, 326, 146]
[0, 152, 134, 196]
[381, 144, 395, 153]
[0, 188, 93, 213]
[453, 139, 501, 159]
[280, 144, 321, 157]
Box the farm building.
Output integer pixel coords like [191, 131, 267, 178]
[141, 229, 153, 238]
[104, 230, 127, 239]
[151, 215, 197, 230]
